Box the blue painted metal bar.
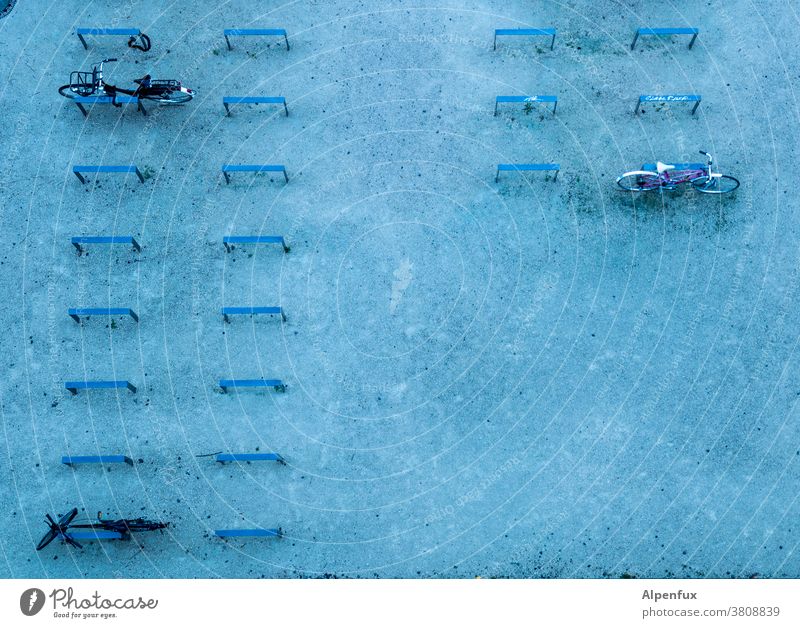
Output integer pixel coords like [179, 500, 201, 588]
[223, 235, 288, 252]
[224, 28, 289, 50]
[495, 95, 558, 115]
[76, 27, 140, 49]
[65, 380, 137, 395]
[632, 27, 699, 50]
[68, 308, 139, 323]
[636, 94, 701, 114]
[73, 95, 145, 117]
[223, 96, 288, 116]
[494, 28, 556, 50]
[221, 306, 285, 322]
[71, 236, 141, 253]
[62, 455, 133, 465]
[62, 530, 125, 541]
[77, 28, 140, 35]
[215, 453, 284, 463]
[222, 164, 288, 184]
[219, 379, 286, 393]
[496, 163, 560, 182]
[73, 165, 145, 184]
[214, 528, 282, 538]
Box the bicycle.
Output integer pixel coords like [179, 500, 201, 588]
[617, 151, 740, 194]
[58, 59, 194, 105]
[36, 507, 169, 550]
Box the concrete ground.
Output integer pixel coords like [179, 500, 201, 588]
[0, 0, 798, 578]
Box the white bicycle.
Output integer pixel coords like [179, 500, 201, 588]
[59, 58, 194, 105]
[617, 151, 740, 194]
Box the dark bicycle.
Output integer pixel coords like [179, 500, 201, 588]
[36, 507, 169, 550]
[58, 59, 194, 105]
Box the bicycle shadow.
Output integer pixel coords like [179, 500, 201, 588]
[614, 186, 740, 233]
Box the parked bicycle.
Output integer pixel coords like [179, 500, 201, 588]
[36, 507, 169, 550]
[58, 59, 194, 105]
[617, 151, 740, 194]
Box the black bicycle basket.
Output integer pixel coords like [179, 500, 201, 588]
[68, 70, 98, 96]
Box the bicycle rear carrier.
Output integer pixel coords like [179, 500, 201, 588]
[149, 79, 181, 89]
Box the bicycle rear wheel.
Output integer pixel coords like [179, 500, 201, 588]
[143, 90, 193, 105]
[691, 174, 740, 194]
[616, 171, 660, 192]
[115, 519, 169, 532]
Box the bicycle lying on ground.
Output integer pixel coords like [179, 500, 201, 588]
[617, 151, 740, 194]
[36, 507, 169, 550]
[58, 59, 194, 105]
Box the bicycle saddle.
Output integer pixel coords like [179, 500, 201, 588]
[656, 161, 675, 174]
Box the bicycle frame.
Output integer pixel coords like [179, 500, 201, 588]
[93, 60, 109, 92]
[68, 519, 163, 534]
[37, 508, 169, 550]
[93, 60, 138, 97]
[650, 166, 709, 190]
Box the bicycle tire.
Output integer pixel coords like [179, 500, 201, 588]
[691, 174, 740, 194]
[37, 508, 78, 550]
[129, 522, 168, 531]
[58, 84, 80, 99]
[128, 33, 152, 52]
[142, 91, 193, 105]
[36, 528, 59, 551]
[616, 171, 660, 192]
[115, 520, 169, 532]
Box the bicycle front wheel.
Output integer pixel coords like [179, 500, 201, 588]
[36, 528, 59, 551]
[59, 84, 100, 99]
[617, 171, 660, 192]
[691, 174, 740, 194]
[58, 84, 79, 99]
